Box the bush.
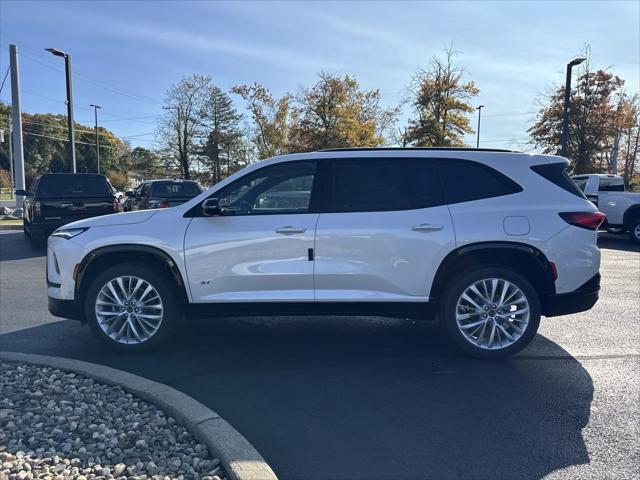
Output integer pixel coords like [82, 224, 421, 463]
[0, 169, 10, 190]
[107, 170, 129, 191]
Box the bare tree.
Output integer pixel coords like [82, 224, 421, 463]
[156, 74, 211, 179]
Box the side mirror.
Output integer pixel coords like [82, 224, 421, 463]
[202, 198, 220, 216]
[125, 190, 134, 197]
[15, 189, 28, 196]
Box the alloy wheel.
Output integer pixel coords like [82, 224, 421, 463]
[95, 276, 164, 344]
[455, 278, 530, 350]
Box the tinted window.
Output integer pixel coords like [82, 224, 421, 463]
[214, 161, 316, 215]
[330, 158, 443, 212]
[151, 182, 202, 198]
[35, 174, 112, 198]
[598, 177, 625, 192]
[531, 164, 587, 199]
[572, 176, 588, 192]
[437, 159, 522, 204]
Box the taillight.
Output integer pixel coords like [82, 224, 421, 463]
[34, 201, 41, 218]
[559, 211, 606, 231]
[113, 199, 120, 213]
[161, 200, 169, 208]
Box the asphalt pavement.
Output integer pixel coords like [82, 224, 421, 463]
[0, 230, 638, 480]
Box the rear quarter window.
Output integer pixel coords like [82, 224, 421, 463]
[437, 159, 522, 204]
[531, 164, 587, 199]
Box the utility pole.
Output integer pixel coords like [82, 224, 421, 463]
[8, 119, 14, 199]
[561, 57, 586, 157]
[476, 105, 484, 148]
[9, 44, 26, 209]
[90, 104, 102, 173]
[46, 48, 76, 172]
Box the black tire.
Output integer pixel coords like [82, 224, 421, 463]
[439, 266, 541, 359]
[628, 218, 640, 244]
[84, 263, 180, 351]
[27, 225, 45, 248]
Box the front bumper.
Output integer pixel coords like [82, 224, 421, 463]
[48, 296, 83, 321]
[543, 273, 600, 317]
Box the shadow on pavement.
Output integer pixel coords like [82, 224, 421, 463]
[1, 316, 593, 480]
[0, 231, 46, 261]
[597, 232, 640, 253]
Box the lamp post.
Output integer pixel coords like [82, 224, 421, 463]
[476, 105, 484, 148]
[45, 47, 76, 172]
[560, 57, 586, 157]
[90, 104, 102, 173]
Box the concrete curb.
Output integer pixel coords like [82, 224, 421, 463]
[0, 351, 278, 480]
[0, 223, 22, 230]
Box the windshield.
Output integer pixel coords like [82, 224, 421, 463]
[150, 182, 202, 198]
[35, 174, 113, 198]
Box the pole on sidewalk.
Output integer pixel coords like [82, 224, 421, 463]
[9, 44, 25, 209]
[8, 118, 14, 199]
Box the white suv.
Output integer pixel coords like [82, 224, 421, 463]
[47, 148, 604, 358]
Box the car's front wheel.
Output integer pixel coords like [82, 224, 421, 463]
[85, 264, 179, 351]
[440, 266, 541, 359]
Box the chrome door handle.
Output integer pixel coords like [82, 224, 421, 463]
[412, 224, 443, 232]
[275, 226, 307, 235]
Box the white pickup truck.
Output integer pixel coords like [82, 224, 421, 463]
[572, 174, 640, 243]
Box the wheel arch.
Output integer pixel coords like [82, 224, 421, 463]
[429, 241, 556, 308]
[76, 244, 190, 305]
[623, 205, 640, 228]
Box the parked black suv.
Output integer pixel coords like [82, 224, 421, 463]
[123, 179, 203, 211]
[18, 173, 119, 246]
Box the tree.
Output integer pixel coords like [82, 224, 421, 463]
[202, 85, 243, 184]
[403, 47, 479, 147]
[130, 147, 162, 178]
[231, 83, 290, 160]
[156, 74, 211, 179]
[106, 170, 129, 191]
[528, 55, 627, 174]
[288, 72, 398, 151]
[0, 169, 10, 190]
[618, 95, 640, 188]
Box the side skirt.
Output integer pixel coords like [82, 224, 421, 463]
[185, 301, 437, 321]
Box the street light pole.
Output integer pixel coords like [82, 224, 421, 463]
[476, 105, 484, 148]
[560, 57, 586, 158]
[90, 104, 102, 173]
[46, 48, 76, 172]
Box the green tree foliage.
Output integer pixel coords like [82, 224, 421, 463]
[403, 47, 479, 147]
[0, 169, 10, 189]
[0, 102, 130, 175]
[529, 62, 629, 173]
[289, 72, 398, 151]
[202, 85, 243, 184]
[130, 146, 162, 178]
[231, 83, 291, 160]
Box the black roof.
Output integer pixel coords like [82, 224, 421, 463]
[320, 147, 515, 153]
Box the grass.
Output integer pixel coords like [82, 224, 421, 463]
[0, 192, 15, 200]
[0, 218, 21, 225]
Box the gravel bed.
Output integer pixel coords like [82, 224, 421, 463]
[0, 361, 226, 480]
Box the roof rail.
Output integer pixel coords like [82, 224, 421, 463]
[320, 147, 515, 153]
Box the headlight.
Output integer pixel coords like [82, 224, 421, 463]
[50, 227, 88, 239]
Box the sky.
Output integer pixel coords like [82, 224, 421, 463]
[0, 0, 639, 151]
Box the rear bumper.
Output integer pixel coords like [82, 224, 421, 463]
[31, 220, 68, 238]
[48, 296, 83, 321]
[543, 273, 600, 317]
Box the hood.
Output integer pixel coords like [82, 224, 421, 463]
[62, 210, 159, 229]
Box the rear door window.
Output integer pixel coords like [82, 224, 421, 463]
[35, 175, 112, 198]
[330, 158, 443, 212]
[437, 159, 522, 204]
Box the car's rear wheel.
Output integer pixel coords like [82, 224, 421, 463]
[628, 218, 640, 244]
[440, 266, 541, 359]
[85, 263, 179, 351]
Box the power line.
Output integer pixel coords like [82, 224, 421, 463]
[22, 129, 117, 148]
